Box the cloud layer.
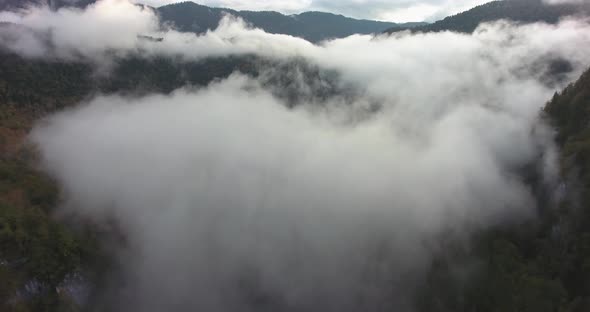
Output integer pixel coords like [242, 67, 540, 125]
[32, 73, 546, 311]
[0, 0, 587, 310]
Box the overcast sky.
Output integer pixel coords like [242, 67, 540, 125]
[135, 0, 492, 22]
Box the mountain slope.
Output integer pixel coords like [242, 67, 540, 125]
[546, 69, 590, 146]
[0, 0, 95, 11]
[385, 0, 590, 34]
[415, 67, 590, 312]
[0, 0, 424, 42]
[157, 1, 424, 42]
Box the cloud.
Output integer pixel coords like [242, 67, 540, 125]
[0, 0, 158, 59]
[2, 0, 590, 67]
[1, 0, 587, 310]
[32, 73, 544, 311]
[0, 0, 315, 63]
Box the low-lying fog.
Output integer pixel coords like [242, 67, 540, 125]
[1, 0, 589, 310]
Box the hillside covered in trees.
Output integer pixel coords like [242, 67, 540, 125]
[414, 67, 590, 312]
[157, 1, 424, 42]
[0, 50, 260, 310]
[0, 0, 95, 11]
[385, 0, 590, 34]
[2, 47, 590, 311]
[0, 0, 425, 43]
[1, 0, 590, 311]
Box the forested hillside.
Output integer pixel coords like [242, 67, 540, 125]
[0, 46, 351, 310]
[385, 0, 590, 34]
[157, 1, 424, 42]
[0, 0, 424, 43]
[0, 50, 259, 311]
[416, 67, 590, 312]
[0, 52, 93, 311]
[2, 43, 590, 310]
[0, 0, 95, 11]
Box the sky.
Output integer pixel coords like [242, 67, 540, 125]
[135, 0, 492, 22]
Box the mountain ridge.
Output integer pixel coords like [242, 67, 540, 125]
[0, 0, 95, 11]
[385, 0, 590, 34]
[156, 1, 426, 42]
[0, 0, 426, 43]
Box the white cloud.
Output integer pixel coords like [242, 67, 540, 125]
[32, 71, 546, 310]
[0, 0, 158, 59]
[376, 3, 440, 23]
[1, 0, 588, 310]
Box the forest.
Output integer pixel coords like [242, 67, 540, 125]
[1, 49, 589, 311]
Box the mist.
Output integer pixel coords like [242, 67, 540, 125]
[0, 0, 587, 310]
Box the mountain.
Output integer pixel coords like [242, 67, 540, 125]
[385, 0, 590, 34]
[157, 1, 425, 43]
[0, 0, 425, 42]
[546, 68, 590, 147]
[541, 66, 590, 312]
[0, 0, 95, 11]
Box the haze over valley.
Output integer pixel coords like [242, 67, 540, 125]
[1, 0, 590, 311]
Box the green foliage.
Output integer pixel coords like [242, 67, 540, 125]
[0, 183, 89, 310]
[0, 203, 81, 284]
[0, 151, 101, 311]
[0, 51, 257, 109]
[0, 52, 92, 114]
[0, 0, 96, 12]
[417, 67, 590, 312]
[100, 55, 257, 94]
[545, 69, 590, 146]
[418, 226, 572, 312]
[0, 159, 58, 211]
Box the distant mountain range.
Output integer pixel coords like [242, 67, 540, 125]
[3, 0, 590, 42]
[385, 0, 590, 34]
[156, 2, 425, 42]
[0, 0, 95, 11]
[0, 0, 426, 43]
